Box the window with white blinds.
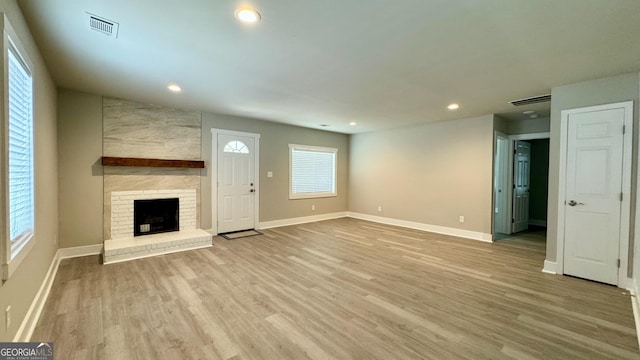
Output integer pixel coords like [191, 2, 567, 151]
[289, 144, 337, 199]
[7, 41, 34, 258]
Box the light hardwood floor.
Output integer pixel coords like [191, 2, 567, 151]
[33, 218, 639, 359]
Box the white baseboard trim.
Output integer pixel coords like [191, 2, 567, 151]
[58, 244, 103, 259]
[631, 280, 640, 350]
[13, 249, 61, 342]
[633, 298, 640, 350]
[258, 212, 348, 229]
[528, 219, 547, 227]
[13, 243, 105, 342]
[542, 260, 557, 274]
[347, 212, 493, 242]
[619, 277, 633, 292]
[257, 212, 492, 243]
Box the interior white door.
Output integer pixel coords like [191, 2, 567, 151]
[563, 107, 624, 285]
[494, 134, 509, 234]
[217, 134, 256, 233]
[512, 140, 530, 233]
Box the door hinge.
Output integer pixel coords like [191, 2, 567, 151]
[620, 192, 623, 202]
[617, 259, 621, 268]
[511, 219, 515, 223]
[623, 125, 626, 134]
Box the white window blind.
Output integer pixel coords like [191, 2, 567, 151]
[7, 42, 34, 257]
[289, 144, 337, 199]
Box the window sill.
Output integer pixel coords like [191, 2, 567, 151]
[3, 235, 35, 280]
[289, 193, 337, 200]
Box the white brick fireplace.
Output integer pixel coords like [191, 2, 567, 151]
[103, 189, 212, 264]
[110, 189, 196, 238]
[101, 98, 211, 264]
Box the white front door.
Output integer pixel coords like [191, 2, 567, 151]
[563, 106, 625, 285]
[512, 140, 530, 233]
[217, 134, 256, 233]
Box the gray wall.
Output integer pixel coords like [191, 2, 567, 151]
[56, 90, 350, 246]
[201, 112, 349, 229]
[57, 90, 103, 248]
[493, 115, 549, 136]
[547, 73, 640, 265]
[0, 0, 58, 341]
[493, 115, 509, 135]
[349, 115, 494, 235]
[508, 117, 550, 135]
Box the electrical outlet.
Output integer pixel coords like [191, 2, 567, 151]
[267, 171, 273, 178]
[378, 205, 382, 212]
[6, 306, 11, 331]
[459, 216, 465, 223]
[311, 205, 316, 211]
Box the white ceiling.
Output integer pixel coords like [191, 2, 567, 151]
[18, 0, 640, 134]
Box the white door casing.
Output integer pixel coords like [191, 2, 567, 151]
[557, 101, 633, 287]
[493, 132, 510, 235]
[501, 132, 549, 237]
[211, 129, 260, 235]
[512, 140, 531, 233]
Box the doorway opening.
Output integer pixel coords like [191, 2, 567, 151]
[493, 133, 549, 243]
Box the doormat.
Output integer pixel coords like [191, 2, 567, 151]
[220, 229, 263, 240]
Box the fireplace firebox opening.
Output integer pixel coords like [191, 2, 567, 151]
[134, 198, 179, 236]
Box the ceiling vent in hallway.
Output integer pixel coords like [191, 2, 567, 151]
[509, 94, 551, 106]
[87, 13, 119, 38]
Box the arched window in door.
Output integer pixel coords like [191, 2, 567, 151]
[223, 141, 249, 154]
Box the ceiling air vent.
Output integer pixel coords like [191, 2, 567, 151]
[509, 94, 551, 106]
[87, 13, 119, 38]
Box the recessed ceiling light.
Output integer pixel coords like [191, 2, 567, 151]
[235, 7, 261, 23]
[349, 121, 357, 126]
[447, 103, 459, 110]
[167, 84, 182, 92]
[522, 110, 536, 115]
[529, 114, 539, 119]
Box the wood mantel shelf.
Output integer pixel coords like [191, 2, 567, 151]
[101, 156, 205, 168]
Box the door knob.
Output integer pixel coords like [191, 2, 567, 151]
[568, 200, 584, 206]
